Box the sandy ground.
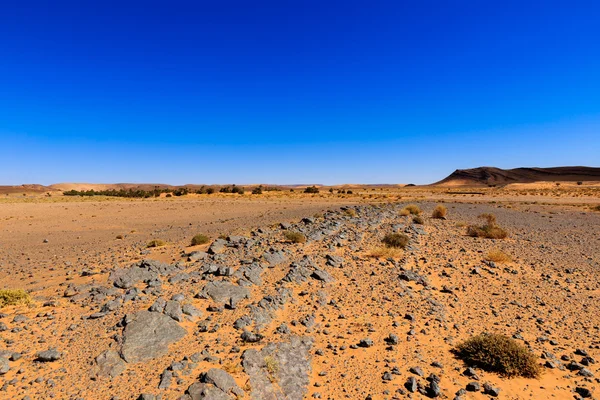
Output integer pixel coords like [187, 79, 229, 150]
[0, 189, 599, 400]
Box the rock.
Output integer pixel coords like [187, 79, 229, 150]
[120, 311, 186, 363]
[92, 350, 126, 379]
[325, 254, 344, 268]
[311, 269, 334, 282]
[201, 368, 243, 396]
[242, 336, 313, 400]
[483, 383, 500, 397]
[405, 377, 418, 393]
[241, 330, 263, 343]
[158, 369, 172, 389]
[188, 251, 209, 261]
[263, 250, 287, 267]
[0, 357, 9, 375]
[466, 382, 480, 392]
[186, 382, 230, 400]
[35, 349, 62, 362]
[575, 387, 593, 398]
[207, 239, 227, 254]
[385, 334, 399, 345]
[182, 304, 202, 318]
[149, 298, 167, 313]
[358, 338, 374, 348]
[198, 281, 250, 308]
[164, 301, 184, 322]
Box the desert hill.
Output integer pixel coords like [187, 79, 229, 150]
[433, 166, 600, 187]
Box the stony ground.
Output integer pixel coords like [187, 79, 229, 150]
[1, 197, 600, 400]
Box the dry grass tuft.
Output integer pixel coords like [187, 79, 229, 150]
[343, 208, 357, 217]
[382, 233, 409, 249]
[0, 289, 32, 308]
[191, 233, 210, 246]
[485, 249, 511, 263]
[412, 215, 424, 225]
[432, 204, 448, 219]
[283, 231, 306, 244]
[467, 213, 508, 239]
[401, 204, 422, 216]
[147, 239, 167, 248]
[454, 333, 541, 378]
[368, 246, 404, 259]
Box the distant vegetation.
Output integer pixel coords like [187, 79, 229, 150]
[304, 186, 320, 194]
[467, 213, 508, 239]
[454, 333, 540, 378]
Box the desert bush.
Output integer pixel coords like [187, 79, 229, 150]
[485, 249, 511, 263]
[382, 233, 409, 249]
[454, 333, 541, 378]
[191, 234, 209, 246]
[283, 231, 306, 243]
[231, 185, 245, 194]
[401, 204, 421, 216]
[147, 239, 167, 248]
[467, 214, 508, 239]
[343, 208, 357, 217]
[346, 190, 353, 194]
[593, 205, 600, 212]
[252, 186, 263, 195]
[304, 186, 319, 194]
[0, 289, 31, 308]
[399, 208, 410, 216]
[412, 215, 424, 225]
[432, 205, 447, 219]
[116, 234, 124, 240]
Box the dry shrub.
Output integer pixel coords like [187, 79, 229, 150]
[467, 214, 508, 239]
[147, 239, 167, 248]
[283, 231, 306, 244]
[432, 204, 447, 219]
[399, 208, 410, 216]
[0, 289, 31, 308]
[413, 215, 424, 225]
[343, 209, 357, 217]
[191, 233, 209, 246]
[368, 246, 404, 259]
[454, 333, 541, 378]
[594, 205, 600, 212]
[401, 204, 422, 215]
[485, 249, 511, 263]
[382, 233, 409, 249]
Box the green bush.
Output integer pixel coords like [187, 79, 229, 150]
[252, 186, 263, 195]
[304, 186, 319, 194]
[454, 333, 541, 378]
[191, 234, 209, 246]
[382, 233, 409, 249]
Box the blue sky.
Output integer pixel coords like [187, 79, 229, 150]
[1, 1, 599, 185]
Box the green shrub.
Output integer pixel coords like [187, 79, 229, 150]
[0, 289, 31, 308]
[252, 186, 263, 195]
[191, 234, 209, 246]
[304, 186, 319, 194]
[467, 214, 508, 239]
[382, 233, 409, 249]
[454, 333, 541, 378]
[147, 239, 167, 248]
[283, 231, 306, 243]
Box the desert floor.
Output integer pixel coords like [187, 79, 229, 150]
[0, 188, 599, 400]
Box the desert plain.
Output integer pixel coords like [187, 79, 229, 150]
[1, 182, 600, 400]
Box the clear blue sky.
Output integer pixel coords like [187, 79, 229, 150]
[1, 1, 599, 185]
